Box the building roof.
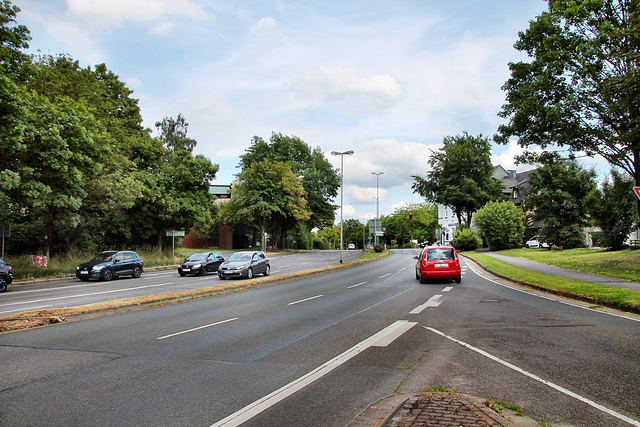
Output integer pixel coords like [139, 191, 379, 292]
[209, 184, 232, 198]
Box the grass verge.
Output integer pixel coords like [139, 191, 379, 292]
[463, 251, 640, 314]
[496, 248, 640, 282]
[0, 250, 390, 333]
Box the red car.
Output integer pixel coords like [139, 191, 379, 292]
[415, 245, 461, 284]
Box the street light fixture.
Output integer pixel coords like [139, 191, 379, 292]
[331, 150, 354, 263]
[371, 172, 384, 244]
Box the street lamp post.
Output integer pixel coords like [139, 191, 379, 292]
[331, 150, 354, 263]
[371, 172, 384, 245]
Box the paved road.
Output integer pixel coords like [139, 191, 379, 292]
[1, 249, 638, 426]
[0, 250, 364, 316]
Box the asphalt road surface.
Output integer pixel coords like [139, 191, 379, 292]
[0, 250, 364, 316]
[1, 249, 638, 426]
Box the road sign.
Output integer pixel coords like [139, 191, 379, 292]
[634, 187, 640, 200]
[375, 231, 384, 236]
[166, 230, 185, 237]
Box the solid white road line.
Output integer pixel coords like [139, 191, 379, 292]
[410, 295, 443, 314]
[210, 320, 417, 427]
[157, 318, 238, 340]
[424, 326, 640, 427]
[287, 295, 323, 306]
[0, 283, 175, 308]
[378, 273, 391, 278]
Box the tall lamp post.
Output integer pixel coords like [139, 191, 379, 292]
[331, 150, 354, 263]
[371, 172, 384, 244]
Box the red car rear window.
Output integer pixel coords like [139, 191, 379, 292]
[426, 248, 455, 261]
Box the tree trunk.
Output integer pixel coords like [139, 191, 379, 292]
[44, 220, 53, 261]
[156, 230, 163, 252]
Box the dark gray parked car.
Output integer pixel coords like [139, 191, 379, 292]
[76, 251, 144, 281]
[218, 251, 270, 279]
[178, 251, 225, 276]
[0, 258, 13, 292]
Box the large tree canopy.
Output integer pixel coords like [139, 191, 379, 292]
[131, 114, 219, 250]
[0, 0, 30, 75]
[239, 132, 340, 230]
[412, 132, 505, 227]
[226, 159, 311, 249]
[496, 0, 640, 216]
[523, 153, 597, 249]
[0, 2, 221, 256]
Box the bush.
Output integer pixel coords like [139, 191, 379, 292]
[451, 228, 482, 251]
[373, 243, 384, 253]
[474, 201, 526, 251]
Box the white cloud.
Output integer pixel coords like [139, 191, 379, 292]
[291, 67, 403, 112]
[252, 16, 277, 33]
[152, 21, 174, 36]
[65, 0, 204, 30]
[347, 185, 388, 205]
[327, 138, 435, 188]
[491, 139, 542, 171]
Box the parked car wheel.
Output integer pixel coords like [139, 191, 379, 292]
[0, 277, 8, 292]
[132, 266, 142, 278]
[102, 268, 113, 281]
[247, 268, 253, 279]
[264, 265, 270, 276]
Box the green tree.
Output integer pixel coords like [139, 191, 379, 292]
[131, 114, 219, 250]
[341, 218, 363, 249]
[239, 132, 340, 230]
[496, 0, 640, 221]
[380, 203, 438, 247]
[227, 160, 310, 249]
[0, 0, 30, 76]
[412, 132, 505, 227]
[317, 224, 340, 249]
[0, 75, 103, 259]
[474, 201, 526, 251]
[523, 153, 597, 249]
[590, 169, 637, 249]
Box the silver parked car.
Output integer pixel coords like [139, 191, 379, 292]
[218, 251, 270, 279]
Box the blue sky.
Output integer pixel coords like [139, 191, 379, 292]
[17, 0, 609, 222]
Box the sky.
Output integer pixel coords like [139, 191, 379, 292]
[17, 0, 610, 223]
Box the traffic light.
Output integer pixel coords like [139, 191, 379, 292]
[409, 212, 412, 220]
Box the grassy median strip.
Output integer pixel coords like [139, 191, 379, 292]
[463, 252, 640, 313]
[0, 250, 390, 333]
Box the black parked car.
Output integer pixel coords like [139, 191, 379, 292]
[218, 251, 270, 279]
[76, 251, 144, 281]
[0, 258, 13, 292]
[178, 251, 225, 276]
